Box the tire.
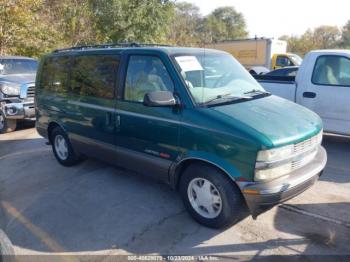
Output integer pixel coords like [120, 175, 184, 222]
[50, 126, 83, 166]
[0, 112, 17, 134]
[179, 163, 247, 229]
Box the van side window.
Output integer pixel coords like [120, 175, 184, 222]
[124, 56, 174, 102]
[41, 56, 70, 93]
[71, 55, 119, 99]
[312, 55, 350, 86]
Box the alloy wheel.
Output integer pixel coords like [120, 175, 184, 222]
[187, 178, 223, 219]
[54, 135, 68, 160]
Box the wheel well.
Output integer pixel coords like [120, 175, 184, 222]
[175, 159, 237, 190]
[47, 122, 60, 143]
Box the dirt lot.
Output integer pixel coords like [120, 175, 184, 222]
[0, 126, 349, 257]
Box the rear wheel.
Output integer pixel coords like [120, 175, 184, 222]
[0, 112, 17, 134]
[180, 163, 247, 228]
[51, 126, 83, 166]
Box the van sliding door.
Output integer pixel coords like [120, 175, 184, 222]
[67, 55, 120, 161]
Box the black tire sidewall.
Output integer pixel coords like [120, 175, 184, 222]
[180, 163, 246, 229]
[51, 127, 80, 166]
[0, 111, 16, 134]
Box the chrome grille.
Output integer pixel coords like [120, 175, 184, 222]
[291, 149, 318, 171]
[291, 132, 322, 171]
[293, 132, 322, 155]
[26, 85, 35, 98]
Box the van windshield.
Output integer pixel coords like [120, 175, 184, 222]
[173, 52, 266, 105]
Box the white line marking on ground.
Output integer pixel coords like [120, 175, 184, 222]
[280, 204, 350, 229]
[0, 148, 51, 161]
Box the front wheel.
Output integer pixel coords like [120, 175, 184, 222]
[180, 163, 247, 228]
[0, 112, 17, 134]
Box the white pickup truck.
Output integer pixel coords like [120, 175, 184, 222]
[255, 50, 350, 136]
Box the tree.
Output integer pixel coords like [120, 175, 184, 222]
[280, 35, 306, 56]
[167, 2, 202, 46]
[90, 0, 174, 43]
[280, 25, 341, 56]
[201, 7, 248, 43]
[311, 26, 341, 49]
[0, 0, 42, 55]
[0, 1, 250, 56]
[340, 20, 350, 48]
[0, 0, 177, 57]
[44, 0, 96, 47]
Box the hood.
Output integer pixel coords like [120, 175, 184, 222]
[212, 95, 322, 148]
[0, 74, 36, 85]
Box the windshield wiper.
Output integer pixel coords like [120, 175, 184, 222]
[244, 89, 271, 96]
[203, 93, 252, 106]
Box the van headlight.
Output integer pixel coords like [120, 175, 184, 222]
[255, 144, 294, 182]
[256, 144, 294, 162]
[0, 83, 20, 96]
[255, 131, 323, 182]
[255, 162, 293, 181]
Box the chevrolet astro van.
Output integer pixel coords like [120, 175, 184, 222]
[35, 44, 327, 228]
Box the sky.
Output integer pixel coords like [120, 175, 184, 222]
[184, 0, 350, 38]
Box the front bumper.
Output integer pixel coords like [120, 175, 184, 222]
[2, 102, 35, 120]
[238, 146, 327, 218]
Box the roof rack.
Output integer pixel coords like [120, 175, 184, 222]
[53, 42, 172, 53]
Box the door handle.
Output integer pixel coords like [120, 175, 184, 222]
[303, 92, 316, 98]
[116, 115, 121, 128]
[106, 112, 112, 126]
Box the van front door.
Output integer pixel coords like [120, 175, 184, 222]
[300, 54, 350, 135]
[115, 54, 181, 182]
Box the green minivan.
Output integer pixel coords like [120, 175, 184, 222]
[35, 44, 327, 228]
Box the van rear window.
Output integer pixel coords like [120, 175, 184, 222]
[71, 55, 119, 99]
[41, 56, 70, 93]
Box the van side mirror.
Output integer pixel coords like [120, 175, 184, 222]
[143, 91, 177, 107]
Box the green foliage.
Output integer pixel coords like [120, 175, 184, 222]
[9, 0, 350, 59]
[90, 0, 174, 43]
[47, 0, 96, 46]
[0, 0, 42, 55]
[168, 2, 202, 46]
[0, 0, 176, 57]
[312, 26, 341, 49]
[0, 0, 249, 57]
[340, 21, 350, 48]
[201, 7, 248, 43]
[281, 25, 343, 56]
[168, 4, 248, 46]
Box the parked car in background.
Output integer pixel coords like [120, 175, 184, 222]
[36, 44, 326, 228]
[0, 56, 38, 133]
[264, 66, 299, 77]
[248, 66, 270, 76]
[207, 38, 302, 74]
[255, 50, 350, 136]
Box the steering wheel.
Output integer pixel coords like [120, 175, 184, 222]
[213, 72, 234, 88]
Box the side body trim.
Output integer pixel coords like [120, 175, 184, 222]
[69, 133, 172, 183]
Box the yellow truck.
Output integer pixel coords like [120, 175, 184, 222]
[207, 38, 302, 74]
